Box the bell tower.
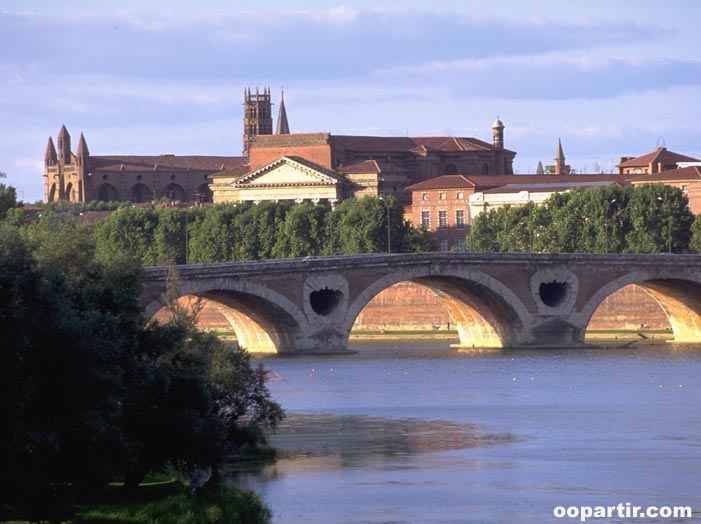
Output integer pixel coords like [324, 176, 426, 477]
[243, 87, 273, 157]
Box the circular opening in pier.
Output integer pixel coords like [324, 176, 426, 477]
[539, 281, 568, 308]
[310, 288, 342, 316]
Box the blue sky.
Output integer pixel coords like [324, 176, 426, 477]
[2, 0, 701, 202]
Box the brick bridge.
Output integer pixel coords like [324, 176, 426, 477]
[141, 252, 701, 353]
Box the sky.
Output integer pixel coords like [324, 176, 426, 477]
[2, 0, 701, 202]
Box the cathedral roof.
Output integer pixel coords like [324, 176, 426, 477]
[339, 159, 410, 174]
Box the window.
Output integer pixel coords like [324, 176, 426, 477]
[421, 210, 430, 229]
[439, 192, 446, 200]
[438, 210, 447, 229]
[456, 191, 464, 200]
[440, 238, 449, 252]
[422, 192, 429, 201]
[444, 164, 457, 175]
[456, 238, 466, 252]
[681, 184, 689, 193]
[456, 210, 465, 228]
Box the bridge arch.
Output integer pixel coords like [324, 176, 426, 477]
[346, 266, 531, 348]
[144, 279, 308, 353]
[577, 269, 701, 343]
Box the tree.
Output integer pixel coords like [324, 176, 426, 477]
[0, 171, 17, 219]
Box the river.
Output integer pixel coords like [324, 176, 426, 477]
[229, 339, 701, 523]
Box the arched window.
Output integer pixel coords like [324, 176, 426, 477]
[444, 163, 458, 175]
[481, 163, 490, 175]
[164, 183, 186, 202]
[196, 183, 212, 203]
[131, 183, 152, 203]
[65, 182, 74, 202]
[48, 183, 57, 202]
[97, 183, 119, 202]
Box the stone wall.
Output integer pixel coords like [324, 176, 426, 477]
[163, 281, 669, 333]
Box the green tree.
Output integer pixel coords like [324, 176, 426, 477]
[188, 204, 247, 263]
[93, 206, 159, 265]
[0, 171, 17, 219]
[273, 202, 328, 258]
[624, 184, 692, 253]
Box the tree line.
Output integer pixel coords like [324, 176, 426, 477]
[86, 196, 433, 266]
[470, 184, 701, 254]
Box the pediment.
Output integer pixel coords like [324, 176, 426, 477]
[234, 156, 341, 188]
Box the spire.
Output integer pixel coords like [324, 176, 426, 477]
[45, 136, 57, 162]
[555, 138, 565, 160]
[77, 133, 89, 157]
[57, 124, 71, 164]
[536, 160, 544, 175]
[554, 138, 566, 175]
[276, 90, 290, 135]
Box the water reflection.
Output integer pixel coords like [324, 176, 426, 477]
[233, 341, 701, 524]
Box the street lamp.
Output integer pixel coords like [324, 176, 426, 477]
[657, 196, 672, 254]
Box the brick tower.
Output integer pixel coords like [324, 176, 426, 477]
[243, 87, 273, 157]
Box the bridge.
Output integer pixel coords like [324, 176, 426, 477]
[141, 252, 701, 353]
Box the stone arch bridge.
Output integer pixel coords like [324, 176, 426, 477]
[141, 252, 701, 353]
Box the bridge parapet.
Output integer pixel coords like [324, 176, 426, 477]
[142, 253, 701, 353]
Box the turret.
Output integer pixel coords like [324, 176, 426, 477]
[76, 133, 89, 167]
[45, 137, 57, 167]
[492, 117, 504, 150]
[57, 124, 71, 165]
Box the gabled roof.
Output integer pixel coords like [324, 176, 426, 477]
[618, 148, 698, 168]
[89, 155, 246, 173]
[233, 156, 342, 187]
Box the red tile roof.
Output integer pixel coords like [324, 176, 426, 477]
[90, 155, 246, 173]
[332, 135, 513, 154]
[339, 159, 410, 174]
[618, 148, 698, 168]
[407, 173, 624, 192]
[625, 166, 701, 182]
[406, 175, 477, 190]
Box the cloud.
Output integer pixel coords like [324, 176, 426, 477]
[377, 54, 701, 100]
[1, 8, 665, 82]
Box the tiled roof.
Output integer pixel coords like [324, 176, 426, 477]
[618, 148, 698, 168]
[89, 155, 246, 173]
[407, 173, 624, 192]
[332, 135, 512, 154]
[625, 166, 701, 182]
[406, 175, 477, 190]
[339, 160, 410, 174]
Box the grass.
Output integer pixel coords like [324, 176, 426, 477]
[2, 479, 271, 524]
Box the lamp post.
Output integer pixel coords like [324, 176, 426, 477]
[657, 196, 672, 254]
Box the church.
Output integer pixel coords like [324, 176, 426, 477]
[44, 88, 516, 205]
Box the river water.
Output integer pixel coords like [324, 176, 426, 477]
[229, 340, 701, 523]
